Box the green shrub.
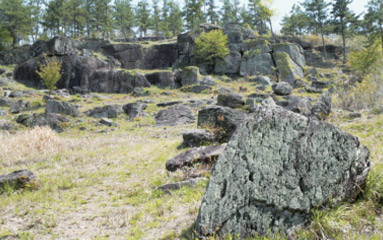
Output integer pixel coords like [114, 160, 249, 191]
[36, 55, 62, 97]
[349, 41, 382, 76]
[194, 30, 229, 69]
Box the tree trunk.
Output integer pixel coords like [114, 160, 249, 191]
[11, 30, 18, 47]
[320, 25, 327, 59]
[341, 17, 346, 64]
[268, 19, 275, 39]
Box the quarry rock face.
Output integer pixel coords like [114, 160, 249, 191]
[195, 104, 370, 238]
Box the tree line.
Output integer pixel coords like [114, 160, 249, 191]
[281, 0, 383, 64]
[0, 0, 274, 50]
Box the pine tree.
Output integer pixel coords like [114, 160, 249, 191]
[332, 0, 358, 64]
[28, 0, 46, 42]
[281, 4, 310, 37]
[152, 0, 161, 37]
[168, 0, 183, 36]
[114, 0, 135, 39]
[220, 0, 235, 26]
[43, 0, 66, 37]
[206, 0, 218, 24]
[64, 0, 87, 38]
[136, 0, 151, 37]
[303, 0, 330, 58]
[184, 0, 205, 30]
[0, 0, 32, 47]
[94, 0, 113, 39]
[364, 0, 383, 50]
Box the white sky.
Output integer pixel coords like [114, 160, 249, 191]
[266, 0, 370, 31]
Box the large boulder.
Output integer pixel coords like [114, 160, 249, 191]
[272, 43, 306, 69]
[272, 82, 293, 96]
[46, 36, 76, 56]
[45, 99, 80, 117]
[177, 31, 199, 66]
[240, 52, 276, 77]
[17, 113, 70, 132]
[123, 102, 147, 120]
[145, 71, 175, 89]
[155, 104, 196, 126]
[175, 66, 199, 86]
[197, 106, 247, 143]
[195, 104, 370, 238]
[274, 52, 304, 86]
[102, 44, 143, 69]
[214, 51, 241, 74]
[217, 93, 245, 109]
[142, 43, 178, 69]
[182, 129, 214, 148]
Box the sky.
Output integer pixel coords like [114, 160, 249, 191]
[265, 0, 370, 32]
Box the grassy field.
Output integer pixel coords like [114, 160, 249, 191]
[1, 66, 383, 240]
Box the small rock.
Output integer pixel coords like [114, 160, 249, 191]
[87, 105, 122, 118]
[0, 108, 7, 116]
[155, 104, 196, 126]
[272, 82, 293, 96]
[123, 102, 147, 120]
[9, 91, 23, 98]
[311, 90, 332, 120]
[349, 112, 362, 119]
[217, 93, 245, 109]
[45, 99, 80, 117]
[183, 85, 211, 93]
[3, 90, 11, 97]
[0, 170, 38, 191]
[10, 100, 30, 114]
[157, 101, 183, 107]
[157, 178, 206, 193]
[100, 118, 116, 127]
[0, 97, 12, 107]
[247, 76, 272, 86]
[182, 129, 214, 148]
[200, 76, 216, 86]
[0, 68, 5, 75]
[166, 145, 226, 172]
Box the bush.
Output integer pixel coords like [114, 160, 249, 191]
[349, 41, 382, 76]
[194, 30, 229, 69]
[36, 55, 62, 97]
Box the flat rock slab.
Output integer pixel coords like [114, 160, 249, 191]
[0, 170, 37, 190]
[195, 104, 370, 238]
[155, 104, 195, 126]
[157, 177, 206, 193]
[166, 145, 226, 172]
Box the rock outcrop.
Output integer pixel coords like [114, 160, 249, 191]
[0, 170, 38, 191]
[155, 104, 196, 126]
[195, 104, 370, 238]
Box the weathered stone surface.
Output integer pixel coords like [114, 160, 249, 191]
[0, 108, 7, 116]
[200, 76, 216, 86]
[349, 112, 362, 119]
[176, 67, 199, 86]
[17, 113, 70, 132]
[100, 118, 116, 127]
[155, 104, 195, 126]
[86, 105, 122, 118]
[0, 45, 34, 65]
[182, 129, 214, 148]
[217, 93, 245, 109]
[272, 82, 293, 96]
[10, 100, 30, 114]
[123, 102, 147, 120]
[182, 85, 211, 94]
[280, 96, 312, 116]
[274, 52, 304, 86]
[166, 145, 226, 172]
[46, 36, 76, 56]
[272, 43, 306, 68]
[214, 51, 241, 74]
[246, 76, 272, 86]
[240, 53, 276, 77]
[45, 100, 80, 117]
[311, 90, 332, 120]
[0, 68, 5, 75]
[145, 71, 175, 89]
[0, 98, 12, 107]
[142, 43, 178, 69]
[198, 106, 247, 143]
[195, 104, 370, 238]
[0, 170, 38, 190]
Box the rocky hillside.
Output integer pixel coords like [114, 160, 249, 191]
[0, 24, 382, 239]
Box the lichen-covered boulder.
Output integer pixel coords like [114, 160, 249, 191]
[86, 105, 123, 118]
[311, 90, 332, 120]
[175, 66, 199, 86]
[217, 93, 245, 109]
[272, 43, 306, 69]
[145, 71, 175, 89]
[272, 82, 293, 96]
[123, 102, 147, 120]
[195, 104, 370, 238]
[274, 52, 304, 86]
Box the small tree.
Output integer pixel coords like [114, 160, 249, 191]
[194, 29, 229, 71]
[36, 55, 62, 97]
